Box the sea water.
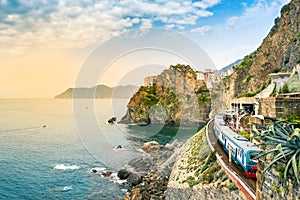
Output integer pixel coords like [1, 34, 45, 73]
[0, 99, 199, 200]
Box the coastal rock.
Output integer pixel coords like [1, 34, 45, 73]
[128, 157, 154, 174]
[125, 171, 168, 199]
[127, 172, 142, 186]
[101, 171, 112, 178]
[107, 117, 116, 124]
[115, 145, 123, 149]
[124, 140, 183, 199]
[120, 64, 211, 126]
[117, 169, 129, 180]
[141, 141, 162, 153]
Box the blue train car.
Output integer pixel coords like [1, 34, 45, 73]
[214, 113, 259, 178]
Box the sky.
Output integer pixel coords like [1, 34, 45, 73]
[0, 0, 290, 98]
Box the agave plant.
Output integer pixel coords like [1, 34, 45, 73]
[254, 120, 300, 183]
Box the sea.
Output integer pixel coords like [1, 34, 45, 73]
[0, 99, 200, 200]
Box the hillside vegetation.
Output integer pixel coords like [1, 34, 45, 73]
[120, 64, 211, 126]
[226, 0, 300, 98]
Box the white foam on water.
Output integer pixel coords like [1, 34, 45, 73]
[136, 148, 146, 153]
[109, 172, 127, 185]
[121, 189, 128, 193]
[89, 167, 106, 173]
[63, 186, 72, 191]
[54, 164, 80, 170]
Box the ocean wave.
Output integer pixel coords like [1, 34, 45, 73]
[54, 164, 80, 170]
[89, 167, 106, 173]
[63, 186, 72, 191]
[109, 172, 127, 185]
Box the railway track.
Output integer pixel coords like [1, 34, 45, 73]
[207, 120, 257, 194]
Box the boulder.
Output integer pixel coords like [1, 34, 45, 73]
[127, 172, 142, 186]
[101, 171, 112, 178]
[117, 169, 129, 180]
[107, 117, 117, 124]
[141, 141, 162, 153]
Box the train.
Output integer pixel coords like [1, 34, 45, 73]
[214, 113, 259, 178]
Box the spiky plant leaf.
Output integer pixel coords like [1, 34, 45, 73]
[277, 144, 285, 157]
[274, 126, 289, 139]
[255, 120, 300, 183]
[287, 128, 300, 141]
[284, 157, 293, 182]
[263, 152, 293, 173]
[291, 152, 299, 183]
[255, 148, 280, 160]
[298, 154, 300, 177]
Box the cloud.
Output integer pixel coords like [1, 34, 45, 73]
[190, 26, 211, 35]
[0, 0, 222, 54]
[132, 18, 140, 24]
[193, 0, 221, 9]
[140, 18, 153, 29]
[226, 16, 239, 29]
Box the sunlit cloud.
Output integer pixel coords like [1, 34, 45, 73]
[0, 0, 221, 54]
[193, 0, 221, 10]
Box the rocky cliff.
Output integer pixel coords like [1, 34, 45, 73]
[120, 64, 211, 126]
[224, 0, 300, 102]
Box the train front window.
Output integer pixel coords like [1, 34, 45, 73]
[250, 152, 258, 162]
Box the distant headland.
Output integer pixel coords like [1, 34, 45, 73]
[54, 84, 138, 99]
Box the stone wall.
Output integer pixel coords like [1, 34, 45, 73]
[259, 98, 276, 118]
[258, 97, 300, 118]
[274, 97, 300, 118]
[256, 145, 300, 200]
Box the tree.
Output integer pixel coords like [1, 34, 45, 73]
[279, 83, 289, 94]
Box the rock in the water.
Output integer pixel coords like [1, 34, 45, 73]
[124, 140, 184, 199]
[91, 169, 97, 173]
[115, 145, 123, 149]
[117, 169, 129, 180]
[101, 171, 112, 178]
[107, 117, 117, 124]
[141, 141, 162, 153]
[127, 172, 142, 186]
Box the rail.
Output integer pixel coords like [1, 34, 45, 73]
[205, 119, 256, 200]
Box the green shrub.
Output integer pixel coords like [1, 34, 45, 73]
[226, 182, 238, 191]
[238, 131, 250, 140]
[246, 75, 254, 83]
[239, 82, 268, 97]
[282, 114, 300, 124]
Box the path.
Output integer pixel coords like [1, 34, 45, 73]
[255, 82, 275, 98]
